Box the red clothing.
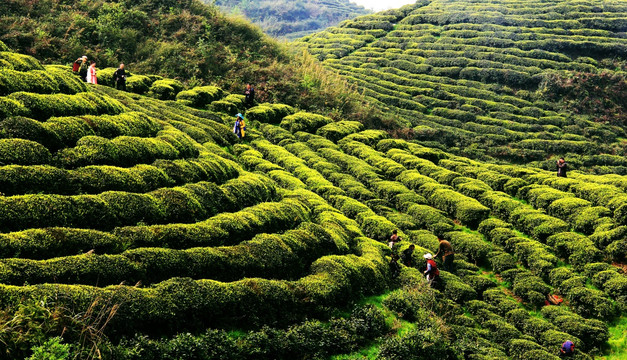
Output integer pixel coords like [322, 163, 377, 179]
[426, 259, 439, 276]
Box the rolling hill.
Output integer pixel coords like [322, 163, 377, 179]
[296, 0, 627, 174]
[211, 0, 371, 39]
[0, 0, 625, 358]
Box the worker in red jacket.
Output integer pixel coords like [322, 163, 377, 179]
[423, 253, 440, 287]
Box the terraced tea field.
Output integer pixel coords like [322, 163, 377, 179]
[296, 0, 627, 174]
[0, 0, 625, 356]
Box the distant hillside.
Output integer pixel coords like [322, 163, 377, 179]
[296, 0, 627, 174]
[211, 0, 372, 39]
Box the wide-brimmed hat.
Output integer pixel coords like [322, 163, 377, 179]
[236, 113, 243, 119]
[423, 253, 433, 259]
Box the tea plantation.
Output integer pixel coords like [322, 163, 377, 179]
[0, 0, 626, 358]
[296, 0, 627, 174]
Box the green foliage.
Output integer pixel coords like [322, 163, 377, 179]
[316, 120, 364, 142]
[176, 86, 224, 108]
[280, 112, 334, 133]
[149, 79, 184, 100]
[378, 326, 458, 360]
[245, 103, 295, 123]
[28, 337, 70, 360]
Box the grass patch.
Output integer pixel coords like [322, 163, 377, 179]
[599, 316, 627, 360]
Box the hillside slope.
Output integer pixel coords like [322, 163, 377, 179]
[0, 40, 625, 359]
[0, 0, 281, 83]
[212, 0, 371, 39]
[296, 0, 627, 174]
[0, 0, 377, 121]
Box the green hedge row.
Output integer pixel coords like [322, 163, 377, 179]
[115, 197, 312, 251]
[318, 147, 382, 185]
[0, 172, 277, 232]
[126, 75, 157, 95]
[0, 112, 163, 152]
[0, 221, 387, 336]
[0, 155, 240, 196]
[285, 141, 378, 202]
[176, 86, 224, 107]
[330, 195, 401, 242]
[294, 131, 341, 151]
[445, 231, 493, 265]
[515, 169, 627, 229]
[583, 263, 627, 311]
[53, 129, 199, 168]
[316, 120, 364, 142]
[340, 140, 406, 178]
[0, 51, 43, 71]
[5, 91, 124, 120]
[108, 304, 387, 360]
[0, 222, 348, 287]
[280, 112, 334, 133]
[522, 184, 613, 234]
[462, 254, 601, 355]
[132, 97, 237, 147]
[258, 139, 410, 243]
[0, 69, 86, 96]
[259, 123, 296, 145]
[253, 139, 345, 197]
[541, 305, 609, 352]
[589, 226, 627, 261]
[149, 79, 184, 100]
[466, 296, 581, 358]
[389, 148, 613, 264]
[245, 103, 295, 123]
[0, 138, 50, 165]
[0, 198, 312, 260]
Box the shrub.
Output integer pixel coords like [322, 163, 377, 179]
[0, 97, 29, 118]
[606, 239, 626, 262]
[511, 272, 551, 306]
[8, 92, 124, 120]
[176, 86, 224, 107]
[316, 121, 364, 142]
[149, 79, 184, 100]
[483, 319, 521, 346]
[280, 112, 333, 133]
[245, 103, 295, 124]
[0, 138, 51, 165]
[445, 231, 492, 265]
[0, 222, 345, 287]
[126, 75, 155, 94]
[378, 327, 458, 360]
[440, 271, 477, 303]
[406, 204, 454, 234]
[478, 218, 512, 237]
[590, 225, 627, 248]
[566, 286, 617, 320]
[544, 313, 609, 351]
[429, 188, 490, 227]
[490, 252, 517, 273]
[572, 206, 612, 235]
[0, 52, 43, 71]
